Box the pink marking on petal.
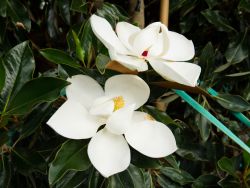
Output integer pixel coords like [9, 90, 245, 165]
[141, 50, 148, 57]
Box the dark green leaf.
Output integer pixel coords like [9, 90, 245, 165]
[192, 174, 220, 188]
[12, 148, 47, 175]
[199, 42, 215, 81]
[201, 10, 236, 32]
[107, 165, 145, 188]
[0, 59, 5, 93]
[214, 93, 250, 112]
[0, 41, 35, 113]
[70, 0, 87, 13]
[95, 54, 110, 74]
[49, 140, 91, 185]
[54, 171, 88, 188]
[238, 0, 250, 12]
[0, 155, 11, 187]
[217, 156, 240, 178]
[218, 176, 241, 188]
[6, 0, 31, 31]
[88, 167, 103, 188]
[205, 0, 219, 9]
[40, 48, 81, 68]
[5, 77, 69, 115]
[143, 171, 155, 188]
[224, 30, 248, 65]
[157, 175, 182, 188]
[19, 103, 53, 140]
[164, 155, 180, 169]
[57, 0, 71, 25]
[0, 131, 8, 146]
[160, 167, 194, 185]
[131, 149, 161, 169]
[195, 113, 211, 142]
[243, 140, 250, 167]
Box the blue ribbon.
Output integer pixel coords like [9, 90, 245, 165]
[173, 89, 250, 154]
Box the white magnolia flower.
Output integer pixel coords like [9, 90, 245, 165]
[90, 15, 201, 87]
[47, 74, 177, 177]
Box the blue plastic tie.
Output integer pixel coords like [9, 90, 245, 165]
[207, 87, 250, 128]
[173, 89, 250, 153]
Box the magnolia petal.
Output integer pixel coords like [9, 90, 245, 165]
[132, 23, 160, 56]
[162, 31, 195, 61]
[47, 100, 102, 139]
[89, 96, 114, 117]
[66, 75, 104, 109]
[109, 50, 148, 72]
[90, 15, 129, 54]
[116, 22, 140, 52]
[148, 23, 169, 57]
[149, 60, 201, 87]
[106, 105, 135, 135]
[125, 111, 177, 158]
[105, 74, 150, 109]
[88, 128, 130, 178]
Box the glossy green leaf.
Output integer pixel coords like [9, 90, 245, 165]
[164, 155, 180, 169]
[143, 171, 155, 188]
[70, 0, 87, 13]
[214, 93, 250, 112]
[195, 113, 211, 142]
[199, 42, 215, 81]
[201, 10, 236, 32]
[19, 103, 53, 140]
[49, 140, 91, 185]
[131, 149, 161, 169]
[160, 167, 195, 185]
[0, 41, 35, 113]
[225, 30, 248, 65]
[12, 148, 47, 175]
[107, 165, 145, 188]
[217, 156, 240, 178]
[192, 174, 219, 188]
[88, 167, 103, 188]
[72, 30, 85, 64]
[157, 175, 182, 188]
[5, 77, 69, 115]
[40, 48, 81, 68]
[95, 54, 110, 74]
[6, 0, 31, 31]
[0, 155, 11, 187]
[54, 171, 88, 188]
[0, 59, 5, 93]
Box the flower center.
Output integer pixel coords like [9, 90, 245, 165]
[112, 96, 125, 111]
[141, 50, 148, 57]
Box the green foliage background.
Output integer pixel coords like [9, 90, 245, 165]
[0, 0, 250, 187]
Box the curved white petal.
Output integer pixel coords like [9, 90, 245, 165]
[109, 50, 148, 72]
[88, 128, 130, 177]
[47, 100, 102, 139]
[125, 111, 177, 158]
[106, 105, 135, 135]
[149, 60, 201, 87]
[116, 22, 140, 52]
[105, 74, 150, 109]
[148, 23, 169, 57]
[89, 96, 114, 117]
[90, 15, 129, 54]
[162, 31, 195, 61]
[66, 75, 104, 109]
[132, 23, 160, 56]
